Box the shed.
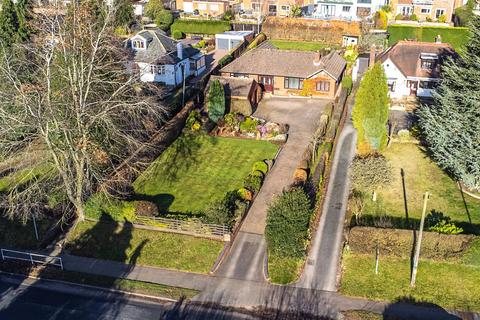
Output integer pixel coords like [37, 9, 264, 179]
[215, 31, 254, 51]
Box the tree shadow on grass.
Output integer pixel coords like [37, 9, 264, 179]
[383, 296, 462, 320]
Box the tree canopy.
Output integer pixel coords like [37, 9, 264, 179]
[352, 63, 390, 154]
[417, 16, 480, 191]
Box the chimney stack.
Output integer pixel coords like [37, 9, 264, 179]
[313, 50, 322, 66]
[369, 44, 376, 69]
[177, 42, 183, 60]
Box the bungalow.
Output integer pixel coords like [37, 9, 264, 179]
[220, 48, 347, 99]
[127, 29, 206, 86]
[376, 40, 456, 99]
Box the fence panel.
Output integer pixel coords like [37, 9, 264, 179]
[1, 249, 63, 269]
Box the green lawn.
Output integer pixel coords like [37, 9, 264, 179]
[269, 40, 335, 51]
[133, 135, 279, 214]
[268, 253, 303, 284]
[66, 220, 224, 273]
[341, 253, 480, 311]
[362, 143, 480, 226]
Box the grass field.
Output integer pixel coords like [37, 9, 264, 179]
[269, 40, 335, 51]
[387, 25, 470, 51]
[268, 253, 303, 284]
[133, 135, 279, 214]
[341, 253, 480, 311]
[361, 143, 480, 226]
[66, 220, 224, 273]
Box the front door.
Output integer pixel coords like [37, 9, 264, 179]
[259, 76, 274, 94]
[407, 80, 418, 96]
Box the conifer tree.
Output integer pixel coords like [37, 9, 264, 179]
[352, 63, 390, 154]
[14, 0, 32, 42]
[0, 0, 18, 45]
[418, 16, 480, 191]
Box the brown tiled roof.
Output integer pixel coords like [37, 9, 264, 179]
[377, 41, 456, 78]
[209, 75, 255, 97]
[397, 0, 413, 4]
[220, 48, 346, 80]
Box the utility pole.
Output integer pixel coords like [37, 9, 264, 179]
[181, 63, 186, 108]
[410, 192, 430, 287]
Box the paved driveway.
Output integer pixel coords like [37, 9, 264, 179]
[215, 97, 332, 282]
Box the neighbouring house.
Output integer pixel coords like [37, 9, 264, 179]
[127, 29, 207, 86]
[220, 47, 347, 98]
[241, 0, 303, 17]
[389, 0, 460, 22]
[306, 0, 387, 21]
[133, 0, 149, 17]
[376, 40, 456, 99]
[215, 31, 254, 51]
[209, 75, 263, 115]
[177, 0, 230, 17]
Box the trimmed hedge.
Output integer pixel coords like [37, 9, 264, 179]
[171, 19, 231, 35]
[387, 25, 470, 51]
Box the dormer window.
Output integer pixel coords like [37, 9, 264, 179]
[132, 40, 145, 50]
[420, 53, 438, 70]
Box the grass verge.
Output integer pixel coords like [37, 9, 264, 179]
[267, 253, 303, 284]
[341, 252, 480, 311]
[0, 261, 198, 300]
[66, 220, 224, 273]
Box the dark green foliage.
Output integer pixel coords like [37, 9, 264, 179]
[155, 9, 174, 31]
[243, 172, 263, 193]
[114, 0, 135, 29]
[172, 30, 183, 40]
[14, 0, 32, 42]
[207, 80, 225, 123]
[223, 9, 233, 21]
[203, 191, 239, 227]
[426, 211, 463, 235]
[239, 117, 260, 133]
[218, 54, 233, 68]
[352, 63, 389, 153]
[418, 16, 480, 191]
[350, 154, 392, 192]
[0, 0, 18, 45]
[265, 187, 312, 258]
[145, 0, 164, 20]
[171, 19, 231, 35]
[85, 193, 137, 222]
[387, 25, 470, 51]
[455, 0, 475, 27]
[341, 75, 353, 95]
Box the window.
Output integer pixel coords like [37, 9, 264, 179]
[252, 3, 260, 11]
[195, 56, 206, 69]
[420, 8, 431, 14]
[316, 81, 330, 92]
[321, 4, 336, 16]
[357, 0, 371, 3]
[342, 6, 351, 12]
[419, 81, 438, 89]
[210, 4, 219, 11]
[150, 65, 165, 75]
[421, 59, 434, 70]
[132, 40, 145, 49]
[435, 8, 445, 18]
[284, 77, 304, 90]
[198, 3, 207, 10]
[281, 5, 289, 11]
[269, 4, 277, 14]
[387, 80, 396, 92]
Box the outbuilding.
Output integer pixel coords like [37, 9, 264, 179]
[215, 31, 254, 51]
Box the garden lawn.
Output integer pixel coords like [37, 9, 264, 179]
[268, 253, 303, 284]
[269, 40, 335, 51]
[133, 135, 279, 214]
[362, 143, 480, 226]
[66, 220, 224, 273]
[341, 252, 480, 311]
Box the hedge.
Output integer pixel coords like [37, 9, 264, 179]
[171, 19, 231, 35]
[387, 25, 470, 51]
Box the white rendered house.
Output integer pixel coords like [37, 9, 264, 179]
[309, 0, 387, 20]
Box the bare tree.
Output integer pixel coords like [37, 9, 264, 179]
[0, 1, 167, 223]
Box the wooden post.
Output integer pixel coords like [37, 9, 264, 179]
[410, 192, 430, 287]
[375, 243, 379, 275]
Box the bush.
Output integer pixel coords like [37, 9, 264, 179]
[154, 9, 174, 31]
[438, 15, 447, 23]
[350, 154, 392, 192]
[395, 14, 404, 21]
[207, 80, 225, 123]
[252, 161, 268, 175]
[426, 211, 464, 235]
[223, 9, 233, 21]
[186, 109, 202, 131]
[134, 200, 159, 217]
[410, 14, 419, 21]
[238, 187, 253, 201]
[243, 172, 263, 193]
[218, 54, 233, 68]
[203, 191, 239, 226]
[375, 10, 388, 29]
[85, 193, 137, 222]
[239, 117, 260, 133]
[265, 187, 312, 258]
[247, 33, 267, 50]
[223, 112, 240, 130]
[171, 19, 231, 35]
[172, 30, 183, 40]
[341, 75, 353, 95]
